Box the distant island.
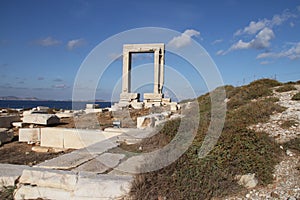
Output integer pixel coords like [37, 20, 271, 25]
[0, 96, 107, 102]
[0, 96, 41, 101]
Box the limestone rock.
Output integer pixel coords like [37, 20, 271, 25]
[40, 128, 122, 149]
[236, 173, 258, 189]
[72, 158, 110, 174]
[22, 114, 60, 125]
[19, 168, 77, 191]
[97, 153, 125, 168]
[14, 185, 71, 200]
[36, 151, 95, 170]
[0, 164, 30, 187]
[74, 173, 133, 199]
[137, 113, 165, 129]
[19, 128, 41, 143]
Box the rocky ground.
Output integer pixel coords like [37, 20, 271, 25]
[226, 85, 300, 200]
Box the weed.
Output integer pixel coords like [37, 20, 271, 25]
[0, 186, 15, 200]
[292, 92, 300, 101]
[275, 85, 297, 92]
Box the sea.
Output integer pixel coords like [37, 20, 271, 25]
[0, 100, 112, 110]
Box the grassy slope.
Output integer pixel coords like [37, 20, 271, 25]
[126, 79, 295, 199]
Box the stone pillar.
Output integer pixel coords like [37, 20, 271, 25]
[122, 50, 131, 93]
[159, 48, 164, 94]
[154, 50, 160, 94]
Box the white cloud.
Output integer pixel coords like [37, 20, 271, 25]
[216, 50, 225, 55]
[167, 29, 200, 49]
[290, 22, 295, 27]
[256, 42, 300, 60]
[67, 38, 86, 50]
[297, 5, 300, 11]
[251, 28, 275, 49]
[212, 39, 223, 45]
[235, 10, 295, 36]
[235, 20, 267, 36]
[230, 28, 275, 51]
[256, 52, 274, 59]
[35, 37, 61, 46]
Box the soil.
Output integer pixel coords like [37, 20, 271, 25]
[0, 137, 71, 166]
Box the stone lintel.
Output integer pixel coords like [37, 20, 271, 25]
[123, 43, 164, 53]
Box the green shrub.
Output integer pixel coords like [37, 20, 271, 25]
[249, 79, 282, 88]
[227, 81, 274, 109]
[275, 85, 297, 92]
[292, 92, 300, 100]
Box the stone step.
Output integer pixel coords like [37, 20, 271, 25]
[14, 168, 132, 200]
[103, 127, 137, 133]
[73, 172, 132, 199]
[0, 164, 30, 187]
[36, 139, 119, 170]
[72, 153, 125, 174]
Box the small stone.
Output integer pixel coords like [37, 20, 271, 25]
[286, 149, 294, 156]
[237, 173, 258, 189]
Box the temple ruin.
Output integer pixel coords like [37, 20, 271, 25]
[116, 43, 177, 110]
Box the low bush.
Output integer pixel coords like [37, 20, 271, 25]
[292, 92, 300, 100]
[275, 85, 297, 92]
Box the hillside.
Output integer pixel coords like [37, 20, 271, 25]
[126, 79, 300, 199]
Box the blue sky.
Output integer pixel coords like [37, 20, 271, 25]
[0, 0, 300, 101]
